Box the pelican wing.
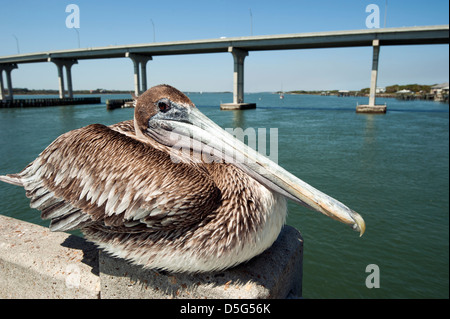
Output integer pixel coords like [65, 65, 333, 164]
[9, 122, 221, 232]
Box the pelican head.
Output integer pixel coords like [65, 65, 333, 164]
[133, 84, 365, 236]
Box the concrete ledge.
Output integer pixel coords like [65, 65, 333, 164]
[0, 214, 302, 299]
[99, 225, 303, 299]
[0, 215, 100, 298]
[220, 103, 257, 110]
[356, 104, 387, 114]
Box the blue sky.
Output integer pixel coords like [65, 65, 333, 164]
[0, 0, 448, 92]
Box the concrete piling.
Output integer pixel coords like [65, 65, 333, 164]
[0, 64, 18, 101]
[48, 58, 78, 99]
[356, 39, 387, 114]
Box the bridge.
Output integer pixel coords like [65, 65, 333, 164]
[0, 25, 448, 110]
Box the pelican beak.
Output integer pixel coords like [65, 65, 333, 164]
[146, 105, 366, 236]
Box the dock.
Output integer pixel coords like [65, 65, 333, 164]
[0, 97, 101, 108]
[106, 99, 134, 110]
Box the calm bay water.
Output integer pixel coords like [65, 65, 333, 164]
[0, 93, 448, 298]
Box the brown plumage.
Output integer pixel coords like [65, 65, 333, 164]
[0, 84, 365, 272]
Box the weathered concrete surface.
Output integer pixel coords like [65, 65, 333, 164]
[0, 215, 100, 299]
[0, 214, 302, 299]
[99, 225, 303, 299]
[356, 104, 387, 114]
[220, 103, 257, 110]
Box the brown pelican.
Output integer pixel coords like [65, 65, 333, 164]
[0, 84, 365, 272]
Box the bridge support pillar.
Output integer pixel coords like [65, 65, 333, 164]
[368, 39, 380, 106]
[220, 47, 256, 110]
[0, 64, 18, 101]
[126, 53, 152, 96]
[48, 58, 78, 99]
[356, 39, 386, 114]
[231, 47, 247, 104]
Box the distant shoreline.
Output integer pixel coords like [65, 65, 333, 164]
[10, 91, 432, 99]
[12, 91, 389, 97]
[10, 83, 447, 103]
[283, 92, 397, 98]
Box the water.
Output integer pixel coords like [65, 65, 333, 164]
[0, 93, 448, 298]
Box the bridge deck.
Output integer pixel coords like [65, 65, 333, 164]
[0, 25, 448, 64]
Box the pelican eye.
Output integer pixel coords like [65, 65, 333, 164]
[157, 99, 171, 113]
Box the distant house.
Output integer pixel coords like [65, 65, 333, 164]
[431, 82, 449, 95]
[430, 82, 449, 102]
[395, 89, 415, 100]
[396, 89, 412, 94]
[376, 87, 386, 93]
[338, 90, 350, 97]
